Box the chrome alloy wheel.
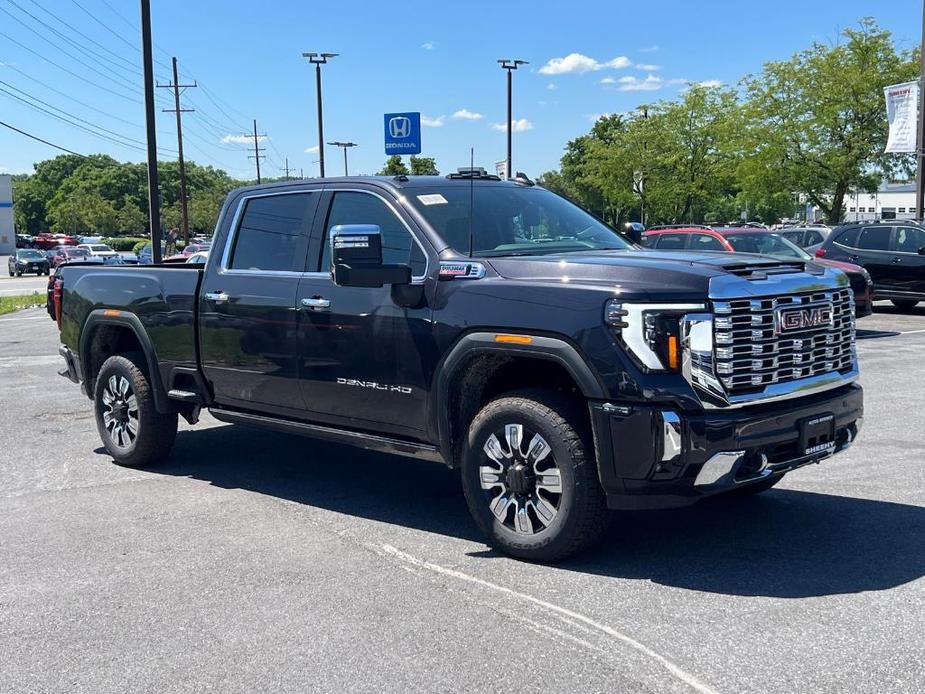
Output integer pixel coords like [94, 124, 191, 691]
[101, 375, 139, 449]
[479, 423, 563, 535]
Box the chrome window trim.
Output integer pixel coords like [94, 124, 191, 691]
[219, 189, 319, 276]
[323, 187, 431, 285]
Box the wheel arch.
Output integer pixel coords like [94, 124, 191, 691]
[79, 310, 171, 414]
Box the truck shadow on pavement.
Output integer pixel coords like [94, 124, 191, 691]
[139, 423, 925, 599]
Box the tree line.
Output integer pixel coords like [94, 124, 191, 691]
[538, 19, 918, 226]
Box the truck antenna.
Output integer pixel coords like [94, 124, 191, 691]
[468, 147, 475, 258]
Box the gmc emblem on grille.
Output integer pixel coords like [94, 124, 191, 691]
[776, 303, 834, 333]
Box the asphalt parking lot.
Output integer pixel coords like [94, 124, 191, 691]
[1, 304, 923, 693]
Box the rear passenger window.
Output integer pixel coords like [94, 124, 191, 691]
[655, 234, 686, 250]
[806, 230, 824, 245]
[691, 234, 725, 251]
[856, 226, 891, 251]
[322, 192, 427, 276]
[229, 193, 316, 271]
[834, 228, 859, 248]
[895, 227, 925, 254]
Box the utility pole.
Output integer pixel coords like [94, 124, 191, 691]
[300, 167, 304, 179]
[245, 119, 266, 183]
[139, 0, 161, 263]
[302, 52, 337, 178]
[497, 59, 527, 179]
[916, 0, 925, 219]
[280, 158, 292, 180]
[158, 57, 196, 244]
[328, 141, 356, 176]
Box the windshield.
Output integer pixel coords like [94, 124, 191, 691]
[67, 248, 90, 257]
[18, 250, 44, 259]
[724, 233, 809, 260]
[407, 185, 632, 257]
[90, 245, 112, 252]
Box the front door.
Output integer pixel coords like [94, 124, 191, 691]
[296, 188, 436, 438]
[892, 225, 925, 296]
[851, 225, 894, 291]
[199, 190, 320, 413]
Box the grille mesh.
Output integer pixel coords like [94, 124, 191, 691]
[712, 288, 855, 394]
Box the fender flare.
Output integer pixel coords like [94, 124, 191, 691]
[433, 332, 605, 464]
[79, 309, 171, 414]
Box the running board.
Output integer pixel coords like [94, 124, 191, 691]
[208, 408, 445, 464]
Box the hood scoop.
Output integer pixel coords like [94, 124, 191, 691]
[718, 259, 811, 280]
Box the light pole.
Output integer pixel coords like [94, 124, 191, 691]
[328, 141, 357, 176]
[302, 52, 337, 178]
[497, 59, 527, 180]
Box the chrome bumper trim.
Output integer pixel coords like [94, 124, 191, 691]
[694, 451, 744, 486]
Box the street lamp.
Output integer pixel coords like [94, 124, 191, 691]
[327, 141, 357, 176]
[302, 52, 337, 178]
[497, 58, 528, 180]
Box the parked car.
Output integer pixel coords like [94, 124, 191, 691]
[185, 251, 209, 264]
[15, 234, 34, 249]
[8, 249, 50, 276]
[778, 226, 830, 249]
[77, 243, 120, 260]
[138, 244, 165, 265]
[642, 227, 873, 316]
[119, 252, 141, 265]
[814, 222, 925, 311]
[51, 174, 863, 561]
[33, 233, 77, 250]
[49, 246, 103, 268]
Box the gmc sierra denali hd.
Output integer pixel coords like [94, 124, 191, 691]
[51, 171, 863, 561]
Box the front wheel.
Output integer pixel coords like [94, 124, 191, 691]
[94, 352, 177, 468]
[461, 390, 609, 562]
[891, 299, 920, 311]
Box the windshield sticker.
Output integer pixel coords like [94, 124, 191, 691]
[417, 193, 448, 206]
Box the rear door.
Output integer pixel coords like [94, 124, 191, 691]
[689, 233, 727, 252]
[295, 187, 436, 438]
[653, 233, 689, 250]
[892, 226, 925, 296]
[199, 189, 320, 414]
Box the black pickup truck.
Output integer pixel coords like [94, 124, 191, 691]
[51, 171, 863, 561]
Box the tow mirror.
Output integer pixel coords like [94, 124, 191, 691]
[330, 224, 412, 288]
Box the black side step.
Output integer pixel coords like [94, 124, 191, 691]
[208, 408, 446, 464]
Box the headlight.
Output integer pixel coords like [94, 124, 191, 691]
[605, 300, 705, 372]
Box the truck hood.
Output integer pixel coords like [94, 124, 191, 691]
[487, 249, 821, 300]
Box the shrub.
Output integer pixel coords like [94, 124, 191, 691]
[104, 236, 149, 252]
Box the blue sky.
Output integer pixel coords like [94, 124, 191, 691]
[0, 0, 918, 181]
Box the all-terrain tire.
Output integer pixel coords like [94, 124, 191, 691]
[93, 352, 177, 468]
[460, 389, 609, 562]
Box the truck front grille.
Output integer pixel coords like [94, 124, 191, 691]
[712, 288, 855, 395]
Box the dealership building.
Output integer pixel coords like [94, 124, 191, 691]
[843, 181, 917, 222]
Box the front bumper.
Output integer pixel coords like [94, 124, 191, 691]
[590, 383, 863, 510]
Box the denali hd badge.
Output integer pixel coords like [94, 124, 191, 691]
[776, 302, 834, 334]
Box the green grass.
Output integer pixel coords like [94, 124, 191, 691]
[0, 292, 45, 316]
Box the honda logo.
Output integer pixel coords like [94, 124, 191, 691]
[389, 116, 411, 139]
[776, 303, 834, 333]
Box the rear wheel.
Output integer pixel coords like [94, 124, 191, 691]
[94, 352, 177, 468]
[891, 299, 920, 311]
[461, 390, 609, 562]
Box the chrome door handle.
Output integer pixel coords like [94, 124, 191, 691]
[301, 297, 331, 310]
[205, 291, 229, 303]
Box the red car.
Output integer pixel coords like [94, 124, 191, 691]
[642, 226, 873, 317]
[33, 233, 78, 250]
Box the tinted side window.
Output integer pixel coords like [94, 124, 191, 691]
[856, 226, 891, 252]
[691, 234, 725, 251]
[834, 228, 859, 248]
[229, 193, 315, 271]
[655, 234, 686, 250]
[322, 192, 426, 276]
[895, 226, 925, 254]
[806, 230, 824, 245]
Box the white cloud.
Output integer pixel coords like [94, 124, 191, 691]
[586, 112, 613, 123]
[546, 82, 557, 90]
[537, 53, 631, 75]
[615, 74, 687, 92]
[639, 44, 659, 53]
[599, 77, 617, 85]
[222, 134, 265, 145]
[452, 108, 485, 120]
[697, 79, 724, 88]
[421, 114, 445, 127]
[304, 145, 319, 154]
[421, 41, 435, 50]
[636, 63, 661, 71]
[492, 118, 533, 133]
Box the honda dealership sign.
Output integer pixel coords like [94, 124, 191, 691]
[884, 80, 919, 154]
[383, 112, 421, 155]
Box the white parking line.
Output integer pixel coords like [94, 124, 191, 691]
[378, 544, 720, 694]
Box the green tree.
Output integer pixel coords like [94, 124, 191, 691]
[409, 156, 439, 175]
[378, 155, 410, 176]
[740, 19, 917, 224]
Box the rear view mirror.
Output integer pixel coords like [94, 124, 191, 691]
[330, 224, 412, 288]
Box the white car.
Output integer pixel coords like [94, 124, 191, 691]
[185, 251, 209, 264]
[77, 243, 120, 259]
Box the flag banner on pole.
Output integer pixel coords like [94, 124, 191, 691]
[884, 80, 919, 154]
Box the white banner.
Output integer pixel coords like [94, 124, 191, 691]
[884, 80, 919, 154]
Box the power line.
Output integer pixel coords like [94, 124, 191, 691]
[0, 118, 85, 156]
[158, 56, 196, 242]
